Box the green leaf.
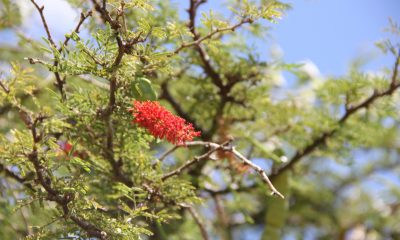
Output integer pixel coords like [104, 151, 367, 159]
[71, 157, 91, 173]
[132, 77, 157, 100]
[245, 136, 282, 163]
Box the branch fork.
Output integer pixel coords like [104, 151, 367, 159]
[160, 140, 285, 199]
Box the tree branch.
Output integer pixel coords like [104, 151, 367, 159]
[270, 48, 400, 180]
[213, 194, 232, 239]
[160, 1, 254, 144]
[27, 117, 106, 239]
[29, 0, 56, 48]
[59, 10, 93, 52]
[182, 1, 254, 140]
[0, 79, 10, 94]
[184, 0, 224, 89]
[179, 203, 209, 240]
[29, 0, 67, 100]
[91, 0, 138, 188]
[28, 3, 92, 101]
[160, 140, 284, 198]
[161, 140, 231, 181]
[88, 2, 151, 185]
[0, 164, 35, 192]
[173, 18, 253, 55]
[0, 69, 106, 238]
[91, 0, 121, 30]
[158, 145, 179, 162]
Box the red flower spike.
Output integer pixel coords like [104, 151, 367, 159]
[129, 100, 201, 145]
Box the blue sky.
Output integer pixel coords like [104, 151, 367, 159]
[271, 0, 400, 75]
[3, 0, 399, 77]
[198, 0, 400, 76]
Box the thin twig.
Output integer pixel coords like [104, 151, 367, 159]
[230, 146, 284, 199]
[59, 10, 93, 52]
[179, 203, 209, 240]
[3, 180, 32, 235]
[82, 48, 106, 67]
[159, 141, 215, 161]
[25, 57, 47, 65]
[161, 141, 230, 181]
[159, 145, 179, 162]
[0, 80, 10, 93]
[213, 194, 231, 239]
[29, 0, 56, 48]
[29, 0, 80, 101]
[0, 164, 35, 192]
[173, 18, 253, 54]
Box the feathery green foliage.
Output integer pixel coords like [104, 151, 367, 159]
[0, 0, 399, 239]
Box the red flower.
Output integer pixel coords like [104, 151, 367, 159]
[62, 142, 73, 154]
[129, 100, 201, 144]
[58, 141, 88, 159]
[57, 141, 74, 160]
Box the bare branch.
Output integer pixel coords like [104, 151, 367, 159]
[230, 146, 284, 198]
[158, 145, 179, 162]
[29, 0, 56, 48]
[160, 140, 284, 198]
[161, 140, 231, 181]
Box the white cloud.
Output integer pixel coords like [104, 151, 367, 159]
[298, 59, 323, 80]
[17, 0, 78, 41]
